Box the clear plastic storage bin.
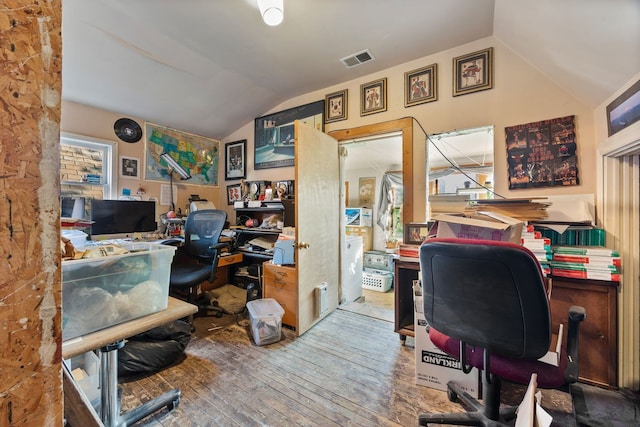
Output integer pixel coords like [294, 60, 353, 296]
[62, 243, 176, 341]
[246, 298, 285, 345]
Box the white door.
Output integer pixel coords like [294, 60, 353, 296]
[294, 120, 340, 335]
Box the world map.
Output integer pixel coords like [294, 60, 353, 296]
[144, 123, 220, 186]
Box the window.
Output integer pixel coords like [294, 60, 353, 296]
[60, 133, 117, 215]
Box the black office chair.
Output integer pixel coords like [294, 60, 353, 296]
[169, 209, 228, 320]
[418, 238, 586, 426]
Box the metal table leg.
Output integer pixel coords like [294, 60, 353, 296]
[99, 340, 181, 427]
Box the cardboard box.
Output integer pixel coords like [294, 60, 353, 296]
[434, 212, 524, 244]
[345, 207, 372, 227]
[414, 281, 481, 397]
[537, 324, 563, 366]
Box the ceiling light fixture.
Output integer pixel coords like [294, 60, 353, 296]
[257, 0, 284, 26]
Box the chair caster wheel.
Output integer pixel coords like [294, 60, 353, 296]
[447, 388, 458, 403]
[215, 311, 223, 318]
[167, 398, 180, 411]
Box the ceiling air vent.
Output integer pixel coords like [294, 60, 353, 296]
[340, 49, 374, 68]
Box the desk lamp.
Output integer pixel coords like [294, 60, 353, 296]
[160, 152, 191, 213]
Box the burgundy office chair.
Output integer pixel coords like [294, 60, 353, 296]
[418, 238, 585, 426]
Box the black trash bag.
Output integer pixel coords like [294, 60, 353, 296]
[118, 319, 192, 376]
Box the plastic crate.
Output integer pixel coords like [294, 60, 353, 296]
[362, 271, 393, 292]
[62, 242, 176, 341]
[246, 298, 284, 345]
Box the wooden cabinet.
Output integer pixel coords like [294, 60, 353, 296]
[394, 258, 420, 342]
[549, 276, 619, 388]
[263, 262, 298, 331]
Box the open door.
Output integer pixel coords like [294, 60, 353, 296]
[294, 120, 340, 335]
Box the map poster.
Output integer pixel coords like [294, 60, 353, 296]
[505, 115, 579, 190]
[144, 123, 220, 186]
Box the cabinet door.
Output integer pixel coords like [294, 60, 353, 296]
[549, 277, 618, 388]
[294, 121, 340, 335]
[264, 264, 297, 329]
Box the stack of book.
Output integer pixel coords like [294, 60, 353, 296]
[464, 198, 551, 222]
[521, 224, 551, 276]
[398, 244, 419, 258]
[549, 246, 621, 282]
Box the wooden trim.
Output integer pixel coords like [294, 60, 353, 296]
[329, 118, 417, 223]
[601, 154, 640, 388]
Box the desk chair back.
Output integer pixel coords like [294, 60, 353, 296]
[183, 209, 227, 263]
[419, 237, 551, 360]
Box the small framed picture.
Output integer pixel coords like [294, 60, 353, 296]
[606, 78, 640, 136]
[453, 47, 493, 97]
[360, 78, 387, 116]
[404, 222, 431, 245]
[227, 183, 243, 205]
[405, 64, 437, 107]
[225, 139, 246, 180]
[119, 155, 140, 179]
[325, 89, 348, 123]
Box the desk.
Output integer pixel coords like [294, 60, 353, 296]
[394, 257, 420, 342]
[63, 297, 198, 426]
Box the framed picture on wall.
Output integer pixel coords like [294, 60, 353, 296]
[359, 177, 375, 206]
[119, 155, 140, 179]
[325, 89, 348, 123]
[254, 100, 325, 170]
[360, 78, 387, 116]
[453, 47, 493, 97]
[606, 78, 640, 136]
[405, 64, 437, 107]
[225, 139, 246, 180]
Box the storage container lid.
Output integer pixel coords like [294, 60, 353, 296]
[246, 298, 284, 317]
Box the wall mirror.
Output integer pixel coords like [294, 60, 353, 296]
[427, 125, 494, 219]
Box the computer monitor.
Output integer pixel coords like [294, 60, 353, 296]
[90, 199, 157, 238]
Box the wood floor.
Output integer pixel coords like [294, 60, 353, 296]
[117, 307, 576, 426]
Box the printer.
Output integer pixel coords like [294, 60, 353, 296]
[190, 200, 216, 212]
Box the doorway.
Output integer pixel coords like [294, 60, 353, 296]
[330, 118, 425, 323]
[338, 132, 402, 322]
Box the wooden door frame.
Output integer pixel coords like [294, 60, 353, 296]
[329, 117, 418, 223]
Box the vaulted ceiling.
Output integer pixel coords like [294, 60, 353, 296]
[62, 0, 640, 140]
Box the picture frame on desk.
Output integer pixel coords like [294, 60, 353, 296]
[404, 222, 432, 245]
[227, 183, 243, 205]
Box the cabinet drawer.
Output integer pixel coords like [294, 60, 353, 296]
[218, 252, 242, 267]
[263, 264, 296, 292]
[264, 285, 297, 328]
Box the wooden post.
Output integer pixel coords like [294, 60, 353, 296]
[0, 1, 63, 425]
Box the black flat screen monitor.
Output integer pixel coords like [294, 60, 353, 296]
[90, 199, 157, 237]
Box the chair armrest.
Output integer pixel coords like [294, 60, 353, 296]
[209, 241, 231, 251]
[565, 305, 586, 383]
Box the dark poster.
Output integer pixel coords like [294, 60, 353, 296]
[505, 115, 579, 189]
